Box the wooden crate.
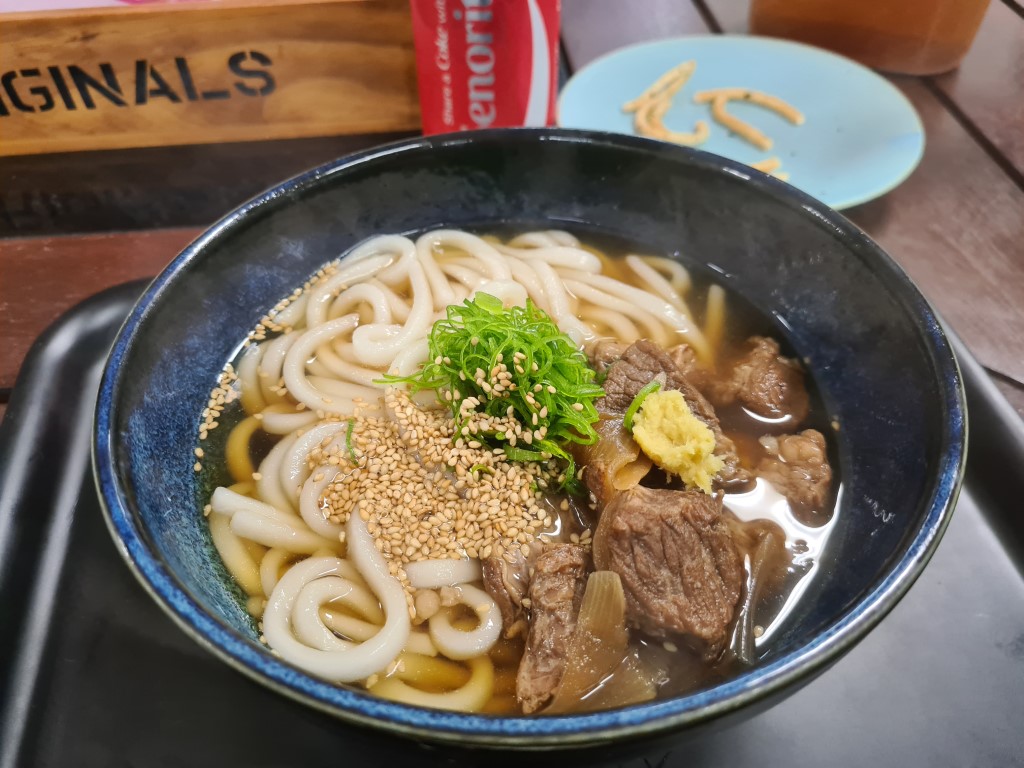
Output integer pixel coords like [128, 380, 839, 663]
[0, 0, 421, 156]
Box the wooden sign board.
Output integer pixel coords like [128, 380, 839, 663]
[0, 0, 422, 156]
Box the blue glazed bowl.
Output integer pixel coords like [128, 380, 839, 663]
[94, 129, 965, 750]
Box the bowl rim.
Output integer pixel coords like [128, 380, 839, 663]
[93, 127, 966, 748]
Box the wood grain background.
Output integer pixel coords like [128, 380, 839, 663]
[0, 0, 420, 155]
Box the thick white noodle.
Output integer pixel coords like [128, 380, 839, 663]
[504, 257, 548, 312]
[291, 577, 367, 650]
[508, 231, 560, 248]
[625, 254, 685, 310]
[569, 270, 701, 331]
[256, 433, 299, 514]
[370, 655, 494, 712]
[350, 260, 433, 367]
[327, 282, 392, 325]
[260, 548, 302, 596]
[585, 307, 642, 342]
[282, 315, 361, 413]
[473, 280, 529, 309]
[529, 259, 592, 345]
[272, 292, 309, 330]
[258, 332, 298, 405]
[440, 262, 490, 290]
[236, 343, 266, 415]
[259, 407, 318, 435]
[642, 254, 692, 295]
[299, 466, 345, 539]
[306, 252, 398, 327]
[427, 584, 502, 660]
[208, 513, 262, 596]
[545, 230, 580, 247]
[282, 422, 348, 494]
[367, 279, 412, 322]
[362, 235, 417, 286]
[211, 487, 336, 553]
[260, 548, 366, 597]
[306, 358, 335, 379]
[508, 230, 580, 249]
[415, 233, 458, 310]
[495, 244, 602, 273]
[564, 279, 672, 345]
[231, 511, 336, 553]
[261, 513, 411, 682]
[405, 558, 482, 589]
[419, 230, 511, 281]
[307, 376, 380, 402]
[313, 342, 388, 388]
[320, 611, 438, 656]
[388, 339, 430, 379]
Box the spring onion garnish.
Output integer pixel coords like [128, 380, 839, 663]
[383, 293, 603, 492]
[623, 379, 662, 432]
[345, 420, 359, 465]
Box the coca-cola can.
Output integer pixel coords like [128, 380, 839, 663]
[410, 0, 561, 134]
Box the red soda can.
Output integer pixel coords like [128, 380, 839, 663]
[410, 0, 561, 134]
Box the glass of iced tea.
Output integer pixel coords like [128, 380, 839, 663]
[749, 0, 991, 75]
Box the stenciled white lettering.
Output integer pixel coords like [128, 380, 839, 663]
[461, 0, 495, 127]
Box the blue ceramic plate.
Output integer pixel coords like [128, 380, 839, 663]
[558, 36, 925, 209]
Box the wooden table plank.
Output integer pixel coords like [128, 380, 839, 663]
[0, 228, 200, 392]
[704, 0, 1024, 177]
[564, 0, 1024, 386]
[932, 1, 1024, 177]
[841, 76, 1024, 385]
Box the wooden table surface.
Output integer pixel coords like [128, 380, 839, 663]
[2, 0, 1023, 426]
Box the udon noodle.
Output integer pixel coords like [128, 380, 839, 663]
[200, 228, 835, 715]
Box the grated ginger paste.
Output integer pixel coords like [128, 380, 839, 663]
[631, 389, 723, 494]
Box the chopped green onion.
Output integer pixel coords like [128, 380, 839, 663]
[469, 464, 495, 476]
[345, 420, 358, 465]
[381, 294, 603, 492]
[623, 380, 662, 432]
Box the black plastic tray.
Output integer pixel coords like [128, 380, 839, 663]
[1, 282, 1023, 768]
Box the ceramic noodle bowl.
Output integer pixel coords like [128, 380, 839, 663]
[94, 129, 965, 749]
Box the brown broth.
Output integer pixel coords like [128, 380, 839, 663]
[205, 228, 840, 714]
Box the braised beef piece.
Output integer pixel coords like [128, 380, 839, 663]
[667, 343, 708, 389]
[482, 548, 531, 639]
[589, 339, 628, 375]
[516, 544, 588, 714]
[592, 486, 742, 654]
[757, 429, 832, 517]
[711, 336, 809, 424]
[598, 340, 752, 489]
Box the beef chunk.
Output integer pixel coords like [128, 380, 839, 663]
[757, 429, 832, 517]
[599, 339, 688, 413]
[713, 337, 809, 424]
[592, 486, 742, 653]
[482, 549, 530, 639]
[589, 339, 627, 374]
[667, 343, 708, 389]
[516, 544, 588, 713]
[598, 340, 752, 489]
